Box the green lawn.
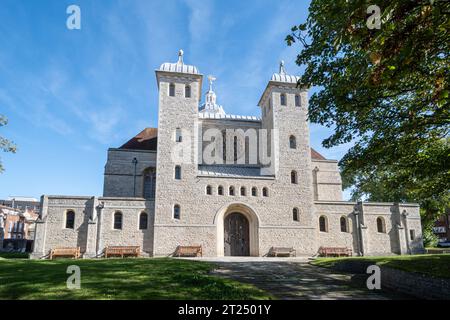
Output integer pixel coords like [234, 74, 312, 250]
[312, 254, 450, 279]
[0, 257, 272, 300]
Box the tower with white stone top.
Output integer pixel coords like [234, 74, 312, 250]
[153, 50, 204, 256]
[258, 60, 316, 228]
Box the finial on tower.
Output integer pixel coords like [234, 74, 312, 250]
[177, 49, 184, 64]
[207, 75, 216, 92]
[200, 75, 225, 115]
[279, 60, 286, 75]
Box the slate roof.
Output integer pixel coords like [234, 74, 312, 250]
[198, 165, 268, 178]
[199, 113, 261, 122]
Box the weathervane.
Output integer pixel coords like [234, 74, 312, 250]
[208, 75, 216, 92]
[279, 60, 287, 75]
[177, 49, 184, 64]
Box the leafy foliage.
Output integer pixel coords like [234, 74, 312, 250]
[0, 114, 16, 173]
[287, 0, 450, 225]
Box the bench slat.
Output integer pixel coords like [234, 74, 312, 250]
[175, 245, 202, 257]
[269, 247, 296, 257]
[50, 247, 81, 260]
[105, 246, 140, 258]
[318, 246, 352, 257]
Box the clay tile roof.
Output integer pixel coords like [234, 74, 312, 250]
[119, 128, 158, 151]
[310, 147, 327, 160]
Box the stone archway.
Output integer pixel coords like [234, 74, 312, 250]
[215, 203, 259, 257]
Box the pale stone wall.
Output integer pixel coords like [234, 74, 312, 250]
[97, 198, 154, 256]
[31, 196, 154, 258]
[199, 119, 261, 166]
[259, 227, 316, 256]
[315, 201, 357, 253]
[153, 71, 204, 256]
[361, 203, 400, 255]
[314, 201, 424, 256]
[262, 84, 316, 231]
[153, 226, 217, 257]
[153, 175, 318, 256]
[152, 75, 320, 257]
[398, 204, 423, 254]
[311, 160, 343, 201]
[33, 196, 92, 257]
[103, 149, 157, 197]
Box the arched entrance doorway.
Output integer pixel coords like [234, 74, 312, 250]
[215, 203, 259, 257]
[224, 213, 250, 256]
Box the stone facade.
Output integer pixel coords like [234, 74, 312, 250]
[31, 52, 424, 259]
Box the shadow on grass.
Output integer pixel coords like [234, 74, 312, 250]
[0, 258, 271, 300]
[311, 254, 450, 279]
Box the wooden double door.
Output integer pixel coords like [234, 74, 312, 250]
[224, 213, 250, 256]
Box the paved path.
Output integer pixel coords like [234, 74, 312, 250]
[204, 259, 412, 300]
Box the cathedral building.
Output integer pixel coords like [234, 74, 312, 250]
[31, 51, 424, 258]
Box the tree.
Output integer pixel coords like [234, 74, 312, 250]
[0, 115, 16, 173]
[286, 0, 449, 228]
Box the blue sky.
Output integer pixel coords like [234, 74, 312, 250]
[0, 0, 353, 200]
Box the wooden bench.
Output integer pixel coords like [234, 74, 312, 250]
[318, 246, 352, 257]
[104, 246, 140, 258]
[268, 247, 296, 257]
[49, 247, 81, 260]
[174, 245, 203, 257]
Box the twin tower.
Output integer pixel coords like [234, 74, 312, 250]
[152, 50, 317, 257]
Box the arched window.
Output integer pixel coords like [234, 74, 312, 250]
[65, 210, 75, 229]
[175, 128, 182, 142]
[377, 217, 386, 233]
[295, 94, 301, 107]
[289, 135, 296, 149]
[262, 187, 268, 197]
[169, 83, 175, 97]
[240, 186, 246, 196]
[319, 216, 328, 232]
[218, 186, 224, 195]
[173, 205, 180, 220]
[280, 93, 286, 106]
[222, 131, 226, 162]
[293, 208, 299, 221]
[233, 136, 238, 161]
[174, 165, 181, 180]
[229, 186, 235, 196]
[185, 85, 191, 98]
[139, 212, 148, 230]
[291, 171, 298, 184]
[206, 185, 212, 195]
[143, 168, 156, 199]
[340, 216, 348, 232]
[114, 212, 123, 230]
[251, 187, 257, 196]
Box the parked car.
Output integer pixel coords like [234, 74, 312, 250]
[437, 241, 450, 248]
